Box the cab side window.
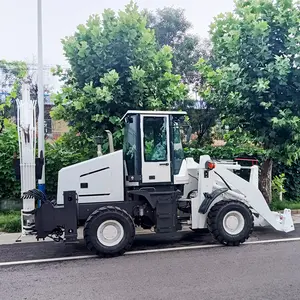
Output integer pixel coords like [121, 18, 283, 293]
[143, 117, 167, 162]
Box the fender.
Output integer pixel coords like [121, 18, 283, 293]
[198, 188, 228, 214]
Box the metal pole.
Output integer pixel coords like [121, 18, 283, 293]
[37, 0, 45, 195]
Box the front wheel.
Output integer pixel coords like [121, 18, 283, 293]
[84, 206, 135, 257]
[207, 200, 254, 246]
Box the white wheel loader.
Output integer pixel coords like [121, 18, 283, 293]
[23, 110, 294, 257]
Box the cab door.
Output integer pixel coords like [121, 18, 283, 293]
[141, 115, 171, 184]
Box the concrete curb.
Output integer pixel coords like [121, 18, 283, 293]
[279, 209, 300, 215]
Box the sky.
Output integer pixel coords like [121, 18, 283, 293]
[0, 0, 235, 65]
[0, 0, 235, 90]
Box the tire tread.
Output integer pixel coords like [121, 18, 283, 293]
[84, 206, 135, 258]
[207, 200, 254, 246]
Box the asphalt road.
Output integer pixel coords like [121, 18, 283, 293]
[0, 224, 300, 262]
[1, 241, 300, 300]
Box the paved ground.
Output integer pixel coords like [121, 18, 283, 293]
[0, 224, 299, 262]
[0, 215, 299, 300]
[1, 241, 300, 300]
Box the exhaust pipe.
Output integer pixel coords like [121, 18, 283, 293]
[97, 144, 102, 156]
[95, 136, 103, 156]
[105, 130, 114, 153]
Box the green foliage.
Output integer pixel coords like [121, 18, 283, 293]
[0, 60, 27, 119]
[0, 120, 98, 200]
[0, 211, 21, 233]
[272, 173, 286, 198]
[270, 200, 300, 211]
[144, 7, 211, 84]
[176, 100, 217, 147]
[184, 143, 267, 163]
[51, 1, 187, 149]
[196, 0, 300, 164]
[0, 60, 27, 83]
[184, 140, 300, 201]
[0, 119, 20, 199]
[0, 59, 53, 124]
[273, 160, 300, 201]
[45, 130, 97, 197]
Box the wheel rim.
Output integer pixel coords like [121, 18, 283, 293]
[97, 220, 124, 247]
[222, 211, 245, 235]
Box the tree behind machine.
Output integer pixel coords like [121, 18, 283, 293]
[51, 2, 188, 150]
[197, 0, 300, 203]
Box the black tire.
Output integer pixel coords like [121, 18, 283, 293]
[84, 206, 135, 257]
[207, 200, 254, 246]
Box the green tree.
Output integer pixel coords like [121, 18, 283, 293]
[0, 60, 27, 123]
[0, 119, 20, 199]
[175, 99, 217, 146]
[144, 7, 216, 145]
[144, 7, 211, 84]
[0, 59, 51, 123]
[45, 129, 97, 197]
[51, 2, 188, 150]
[196, 0, 300, 203]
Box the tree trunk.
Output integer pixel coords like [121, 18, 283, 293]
[259, 158, 273, 204]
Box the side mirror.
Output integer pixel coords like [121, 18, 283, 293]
[105, 130, 115, 153]
[94, 136, 103, 156]
[126, 116, 133, 124]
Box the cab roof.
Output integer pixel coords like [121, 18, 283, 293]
[121, 110, 187, 121]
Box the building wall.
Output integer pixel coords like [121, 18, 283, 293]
[51, 119, 69, 139]
[44, 104, 69, 141]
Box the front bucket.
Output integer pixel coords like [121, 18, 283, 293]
[254, 208, 294, 233]
[279, 209, 294, 233]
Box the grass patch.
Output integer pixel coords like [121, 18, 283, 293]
[270, 200, 300, 211]
[0, 210, 21, 233]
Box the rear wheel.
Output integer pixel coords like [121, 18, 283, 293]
[84, 206, 135, 257]
[207, 200, 254, 246]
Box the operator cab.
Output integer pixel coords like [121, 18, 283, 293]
[121, 110, 189, 188]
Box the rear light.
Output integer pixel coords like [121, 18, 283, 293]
[205, 161, 216, 170]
